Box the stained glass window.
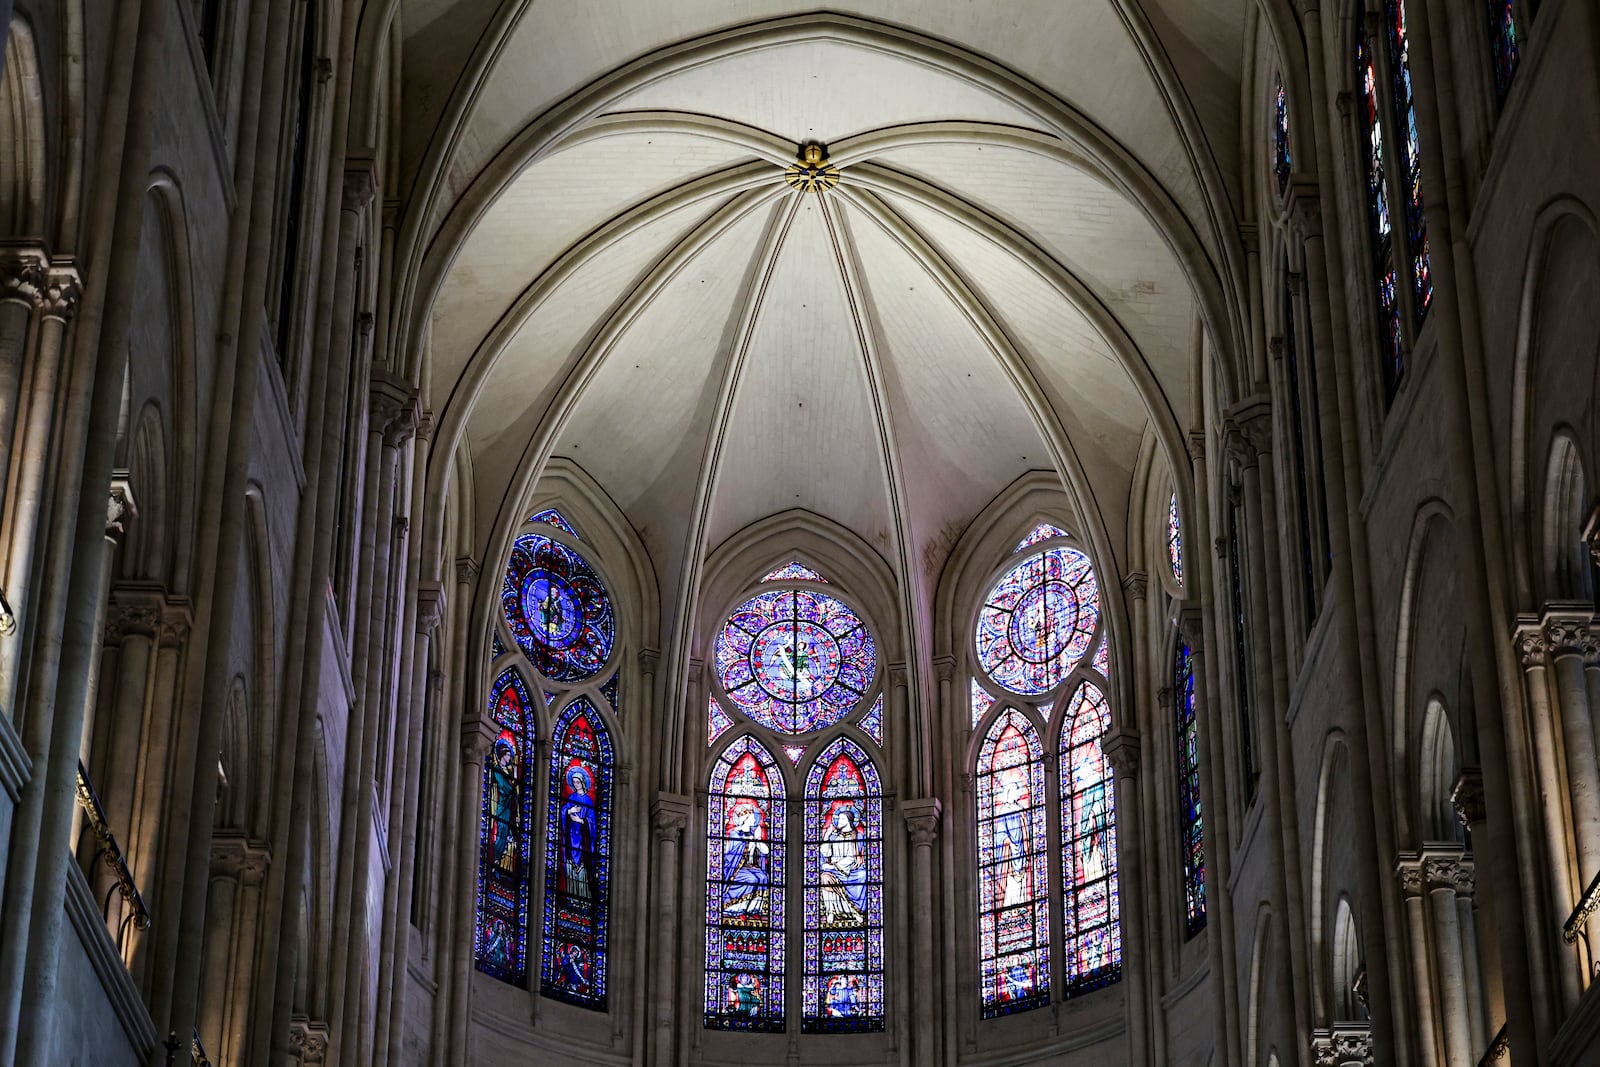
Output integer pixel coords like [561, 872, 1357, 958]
[1486, 0, 1520, 105]
[761, 561, 829, 584]
[802, 737, 886, 1031]
[1226, 501, 1257, 793]
[860, 694, 884, 746]
[600, 673, 620, 716]
[1273, 76, 1292, 196]
[708, 698, 735, 746]
[1175, 643, 1206, 935]
[705, 736, 786, 1031]
[1015, 522, 1070, 553]
[1385, 0, 1432, 323]
[541, 697, 614, 1009]
[530, 507, 581, 539]
[1092, 638, 1110, 680]
[477, 669, 536, 984]
[502, 534, 615, 683]
[971, 678, 996, 729]
[491, 632, 507, 658]
[977, 709, 1050, 1016]
[975, 548, 1099, 696]
[784, 744, 807, 765]
[1358, 32, 1405, 394]
[1059, 684, 1120, 995]
[715, 589, 876, 734]
[1167, 494, 1183, 586]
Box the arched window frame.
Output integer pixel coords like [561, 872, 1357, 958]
[1174, 636, 1206, 938]
[1057, 681, 1120, 996]
[476, 667, 538, 985]
[965, 522, 1122, 1016]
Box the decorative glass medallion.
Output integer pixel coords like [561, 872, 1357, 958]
[502, 534, 615, 683]
[530, 507, 581, 539]
[860, 694, 884, 746]
[784, 744, 807, 765]
[1092, 639, 1110, 680]
[1015, 522, 1069, 553]
[975, 548, 1099, 696]
[971, 678, 996, 729]
[708, 698, 735, 747]
[761, 561, 829, 584]
[715, 590, 875, 734]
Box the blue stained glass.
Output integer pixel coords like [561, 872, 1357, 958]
[802, 738, 886, 1031]
[1385, 0, 1433, 322]
[544, 691, 561, 711]
[977, 709, 1050, 1016]
[1059, 684, 1121, 995]
[476, 669, 537, 984]
[705, 737, 786, 1031]
[761, 561, 829, 584]
[1486, 0, 1519, 105]
[784, 744, 807, 765]
[1176, 643, 1206, 935]
[1168, 494, 1183, 586]
[976, 548, 1099, 696]
[971, 677, 996, 729]
[1014, 522, 1069, 553]
[502, 534, 615, 683]
[859, 694, 884, 746]
[1273, 76, 1292, 196]
[1092, 638, 1110, 681]
[715, 589, 876, 734]
[529, 507, 581, 539]
[708, 698, 735, 746]
[541, 697, 614, 1009]
[491, 632, 507, 658]
[600, 673, 620, 717]
[1358, 34, 1406, 394]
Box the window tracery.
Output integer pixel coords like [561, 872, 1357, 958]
[714, 589, 875, 734]
[976, 547, 1099, 696]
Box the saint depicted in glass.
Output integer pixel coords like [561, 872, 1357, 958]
[705, 737, 786, 1030]
[541, 698, 614, 1009]
[802, 738, 885, 1031]
[502, 533, 614, 683]
[1385, 0, 1432, 322]
[1358, 32, 1404, 393]
[1176, 642, 1206, 935]
[1059, 684, 1121, 995]
[977, 709, 1050, 1016]
[715, 589, 876, 734]
[976, 547, 1099, 696]
[477, 669, 536, 984]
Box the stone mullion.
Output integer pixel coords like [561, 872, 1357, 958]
[627, 648, 660, 1063]
[448, 717, 495, 1058]
[1104, 727, 1148, 1066]
[1452, 769, 1503, 1054]
[1395, 856, 1444, 1067]
[651, 794, 689, 1067]
[904, 798, 941, 1067]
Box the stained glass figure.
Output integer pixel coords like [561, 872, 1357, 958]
[1486, 0, 1519, 105]
[541, 697, 614, 1009]
[530, 507, 581, 539]
[971, 678, 996, 729]
[860, 694, 884, 746]
[761, 561, 829, 584]
[600, 673, 620, 717]
[1385, 0, 1432, 322]
[802, 738, 886, 1032]
[784, 744, 807, 765]
[1358, 32, 1405, 393]
[976, 709, 1050, 1016]
[1176, 642, 1206, 935]
[1059, 684, 1121, 995]
[476, 669, 536, 984]
[708, 698, 735, 747]
[1092, 638, 1110, 681]
[1274, 76, 1292, 196]
[975, 548, 1099, 696]
[715, 589, 875, 734]
[502, 534, 615, 683]
[705, 736, 786, 1031]
[1014, 522, 1069, 553]
[491, 632, 507, 659]
[1167, 494, 1183, 587]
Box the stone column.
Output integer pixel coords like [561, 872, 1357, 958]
[1513, 619, 1584, 1008]
[903, 798, 941, 1067]
[288, 1016, 330, 1066]
[200, 833, 269, 1065]
[650, 793, 689, 1067]
[1545, 610, 1600, 950]
[1452, 770, 1499, 1050]
[448, 717, 496, 1056]
[1396, 856, 1443, 1067]
[1423, 850, 1473, 1067]
[0, 248, 43, 519]
[1103, 727, 1148, 1067]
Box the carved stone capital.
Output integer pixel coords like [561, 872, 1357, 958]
[888, 661, 909, 689]
[460, 716, 498, 762]
[1582, 501, 1600, 570]
[1514, 620, 1547, 669]
[37, 265, 82, 320]
[932, 655, 957, 684]
[210, 833, 271, 886]
[1312, 1024, 1374, 1066]
[1223, 395, 1274, 469]
[1268, 336, 1286, 364]
[415, 580, 447, 634]
[288, 1017, 330, 1064]
[1395, 854, 1425, 898]
[903, 798, 942, 848]
[104, 599, 161, 645]
[105, 475, 137, 545]
[1451, 767, 1486, 827]
[1157, 685, 1176, 711]
[0, 249, 45, 303]
[1102, 725, 1141, 778]
[651, 793, 691, 841]
[1178, 608, 1206, 653]
[1121, 571, 1148, 601]
[1544, 610, 1593, 658]
[637, 647, 660, 676]
[158, 600, 193, 648]
[1285, 180, 1324, 236]
[454, 556, 481, 587]
[369, 370, 420, 448]
[1423, 852, 1468, 893]
[342, 158, 378, 213]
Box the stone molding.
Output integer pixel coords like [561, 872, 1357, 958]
[1178, 608, 1205, 653]
[902, 797, 942, 847]
[637, 647, 660, 675]
[932, 654, 956, 683]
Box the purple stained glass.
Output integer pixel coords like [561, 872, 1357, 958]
[715, 589, 876, 734]
[1486, 0, 1519, 105]
[541, 697, 613, 1010]
[860, 694, 884, 746]
[977, 709, 1050, 1016]
[502, 534, 614, 683]
[708, 698, 734, 747]
[705, 737, 786, 1031]
[476, 669, 537, 985]
[784, 744, 807, 765]
[761, 561, 829, 584]
[529, 507, 581, 539]
[491, 631, 507, 658]
[1274, 76, 1292, 196]
[976, 548, 1099, 696]
[971, 678, 996, 729]
[1359, 34, 1406, 394]
[1167, 494, 1183, 586]
[1059, 684, 1121, 995]
[802, 738, 886, 1032]
[1386, 0, 1433, 322]
[1014, 522, 1069, 553]
[1092, 638, 1110, 681]
[1176, 643, 1206, 935]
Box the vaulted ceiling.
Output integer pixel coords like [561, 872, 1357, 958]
[400, 2, 1250, 608]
